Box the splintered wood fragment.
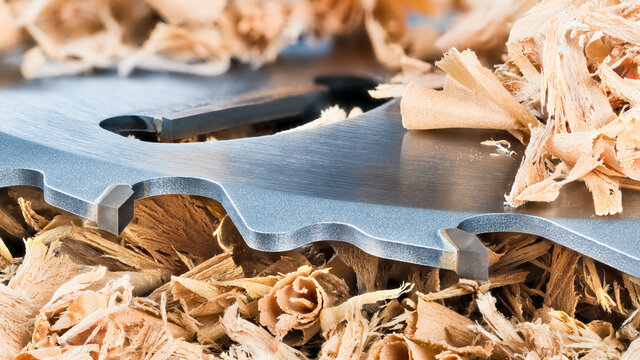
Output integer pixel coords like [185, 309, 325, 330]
[180, 252, 244, 282]
[544, 246, 580, 317]
[0, 284, 37, 358]
[330, 242, 379, 292]
[417, 271, 528, 301]
[475, 292, 526, 358]
[221, 303, 308, 360]
[435, 48, 540, 129]
[318, 296, 374, 360]
[0, 205, 29, 240]
[599, 64, 640, 106]
[320, 284, 412, 335]
[121, 195, 223, 273]
[17, 197, 49, 232]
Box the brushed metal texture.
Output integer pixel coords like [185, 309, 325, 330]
[0, 41, 639, 279]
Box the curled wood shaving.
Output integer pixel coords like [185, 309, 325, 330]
[119, 23, 231, 77]
[435, 48, 540, 130]
[283, 105, 363, 134]
[402, 82, 523, 131]
[259, 265, 349, 345]
[366, 334, 438, 360]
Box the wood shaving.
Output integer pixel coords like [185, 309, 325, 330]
[2, 0, 534, 78]
[481, 139, 516, 157]
[397, 0, 640, 215]
[259, 265, 349, 345]
[0, 191, 637, 358]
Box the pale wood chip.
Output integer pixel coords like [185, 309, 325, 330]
[320, 284, 412, 338]
[401, 82, 523, 131]
[0, 284, 37, 358]
[409, 298, 477, 348]
[621, 338, 640, 360]
[221, 302, 308, 360]
[18, 197, 50, 232]
[311, 0, 363, 35]
[9, 237, 80, 307]
[475, 291, 526, 357]
[147, 0, 227, 26]
[435, 48, 540, 130]
[318, 299, 372, 360]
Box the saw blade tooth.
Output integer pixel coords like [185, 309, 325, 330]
[438, 228, 489, 280]
[96, 184, 134, 234]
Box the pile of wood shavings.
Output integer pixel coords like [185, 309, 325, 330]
[0, 0, 537, 78]
[1, 187, 640, 359]
[382, 0, 640, 215]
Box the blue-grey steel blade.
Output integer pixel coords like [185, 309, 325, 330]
[0, 42, 639, 280]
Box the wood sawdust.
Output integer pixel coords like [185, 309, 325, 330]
[1, 0, 536, 77]
[0, 189, 638, 359]
[388, 0, 640, 216]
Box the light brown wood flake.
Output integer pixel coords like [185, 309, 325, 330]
[221, 303, 308, 360]
[121, 195, 223, 273]
[544, 246, 580, 317]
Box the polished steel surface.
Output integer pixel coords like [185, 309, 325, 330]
[0, 42, 639, 279]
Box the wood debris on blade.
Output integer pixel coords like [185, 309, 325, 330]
[396, 0, 640, 216]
